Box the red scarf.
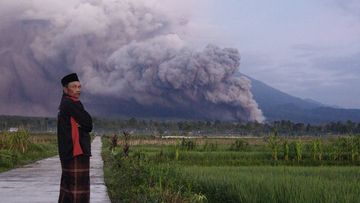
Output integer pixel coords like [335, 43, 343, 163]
[66, 95, 83, 157]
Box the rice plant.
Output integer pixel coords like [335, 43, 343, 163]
[182, 166, 360, 203]
[295, 140, 303, 162]
[283, 139, 289, 161]
[266, 130, 280, 161]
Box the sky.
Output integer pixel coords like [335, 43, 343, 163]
[176, 0, 360, 109]
[0, 0, 359, 120]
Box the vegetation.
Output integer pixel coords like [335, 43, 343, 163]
[182, 166, 360, 203]
[0, 130, 57, 172]
[229, 139, 248, 151]
[102, 136, 203, 203]
[2, 115, 360, 136]
[103, 134, 360, 202]
[180, 138, 197, 151]
[266, 130, 280, 160]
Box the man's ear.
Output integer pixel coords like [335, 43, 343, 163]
[63, 87, 68, 94]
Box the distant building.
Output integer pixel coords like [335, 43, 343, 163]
[9, 127, 18, 132]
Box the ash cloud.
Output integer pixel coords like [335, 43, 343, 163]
[0, 0, 264, 122]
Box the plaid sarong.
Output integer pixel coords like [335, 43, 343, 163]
[58, 155, 90, 203]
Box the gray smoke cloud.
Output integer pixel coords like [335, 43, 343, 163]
[0, 0, 264, 122]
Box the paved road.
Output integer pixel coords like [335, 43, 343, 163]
[0, 136, 111, 203]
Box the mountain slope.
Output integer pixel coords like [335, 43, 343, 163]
[246, 75, 360, 123]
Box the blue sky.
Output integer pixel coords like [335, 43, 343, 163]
[178, 0, 360, 108]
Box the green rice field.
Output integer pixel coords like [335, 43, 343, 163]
[103, 135, 360, 203]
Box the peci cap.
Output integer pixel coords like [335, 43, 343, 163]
[61, 73, 80, 87]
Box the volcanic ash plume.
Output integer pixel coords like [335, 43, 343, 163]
[0, 0, 265, 122]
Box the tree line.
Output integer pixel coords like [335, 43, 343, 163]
[1, 115, 360, 136]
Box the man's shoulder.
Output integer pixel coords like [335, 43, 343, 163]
[61, 97, 84, 111]
[60, 97, 74, 109]
[61, 97, 72, 106]
[62, 96, 81, 104]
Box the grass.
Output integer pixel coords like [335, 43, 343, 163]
[0, 132, 57, 172]
[131, 144, 360, 166]
[182, 166, 360, 203]
[103, 135, 360, 202]
[102, 137, 196, 203]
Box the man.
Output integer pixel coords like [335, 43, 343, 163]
[57, 73, 93, 203]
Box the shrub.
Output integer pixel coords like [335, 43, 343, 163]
[203, 141, 218, 151]
[2, 129, 30, 153]
[229, 139, 248, 151]
[0, 149, 17, 168]
[181, 138, 196, 151]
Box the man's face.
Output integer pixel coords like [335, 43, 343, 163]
[64, 81, 81, 98]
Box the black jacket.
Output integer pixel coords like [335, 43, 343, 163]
[57, 93, 93, 160]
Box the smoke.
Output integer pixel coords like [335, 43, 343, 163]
[0, 0, 264, 122]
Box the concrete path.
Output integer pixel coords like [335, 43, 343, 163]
[0, 136, 111, 203]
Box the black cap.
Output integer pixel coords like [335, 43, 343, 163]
[61, 73, 80, 87]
